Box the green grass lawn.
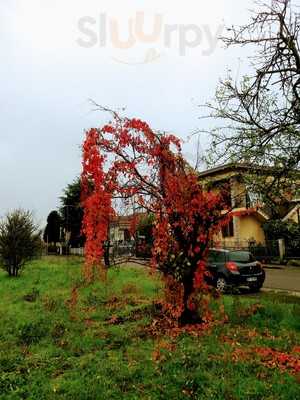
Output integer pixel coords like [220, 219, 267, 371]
[0, 257, 299, 400]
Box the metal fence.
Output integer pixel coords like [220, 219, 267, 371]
[211, 239, 280, 262]
[70, 247, 84, 256]
[249, 240, 280, 262]
[110, 242, 134, 259]
[62, 241, 149, 263]
[285, 237, 300, 259]
[57, 237, 299, 263]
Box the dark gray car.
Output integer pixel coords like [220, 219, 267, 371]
[206, 248, 265, 292]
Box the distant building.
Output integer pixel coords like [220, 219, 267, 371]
[110, 215, 133, 243]
[109, 212, 148, 243]
[199, 163, 300, 247]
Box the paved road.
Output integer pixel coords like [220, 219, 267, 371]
[128, 261, 300, 294]
[264, 266, 300, 293]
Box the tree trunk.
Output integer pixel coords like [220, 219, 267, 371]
[179, 274, 202, 325]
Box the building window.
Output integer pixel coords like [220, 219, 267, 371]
[222, 217, 234, 238]
[222, 188, 232, 208]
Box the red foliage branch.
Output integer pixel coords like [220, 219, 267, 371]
[81, 128, 114, 281]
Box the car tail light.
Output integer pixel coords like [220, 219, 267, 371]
[225, 261, 238, 272]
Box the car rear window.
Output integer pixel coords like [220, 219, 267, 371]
[228, 251, 254, 263]
[208, 250, 227, 263]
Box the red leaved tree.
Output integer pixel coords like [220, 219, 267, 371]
[81, 109, 229, 324]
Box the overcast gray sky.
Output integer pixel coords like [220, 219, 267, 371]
[1, 0, 254, 226]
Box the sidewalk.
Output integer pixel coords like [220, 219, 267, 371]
[263, 264, 285, 269]
[264, 266, 300, 293]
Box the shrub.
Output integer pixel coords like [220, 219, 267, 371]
[263, 220, 300, 241]
[0, 209, 42, 277]
[18, 320, 48, 345]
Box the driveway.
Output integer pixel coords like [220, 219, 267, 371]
[264, 266, 300, 293]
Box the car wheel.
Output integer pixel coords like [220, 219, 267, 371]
[216, 276, 227, 292]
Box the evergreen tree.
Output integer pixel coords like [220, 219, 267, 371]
[43, 210, 61, 244]
[59, 178, 84, 247]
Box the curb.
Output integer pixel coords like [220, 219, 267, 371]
[263, 265, 285, 270]
[261, 287, 300, 297]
